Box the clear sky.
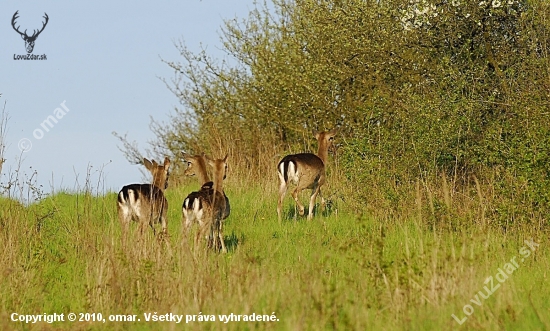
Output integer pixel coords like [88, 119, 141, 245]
[0, 0, 257, 197]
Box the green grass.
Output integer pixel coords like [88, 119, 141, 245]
[0, 185, 548, 330]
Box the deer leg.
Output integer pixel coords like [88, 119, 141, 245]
[319, 188, 326, 212]
[121, 222, 129, 248]
[292, 187, 305, 217]
[160, 210, 168, 236]
[211, 221, 218, 252]
[209, 221, 216, 250]
[183, 211, 193, 237]
[195, 221, 208, 253]
[118, 208, 130, 248]
[117, 203, 129, 247]
[142, 219, 151, 244]
[218, 221, 227, 253]
[149, 219, 157, 237]
[194, 228, 201, 253]
[277, 178, 287, 223]
[308, 184, 321, 221]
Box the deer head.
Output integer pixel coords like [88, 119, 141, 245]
[143, 157, 171, 191]
[12, 11, 49, 54]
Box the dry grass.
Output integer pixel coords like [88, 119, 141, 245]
[0, 169, 548, 330]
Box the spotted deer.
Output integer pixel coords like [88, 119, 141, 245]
[277, 129, 336, 222]
[117, 157, 170, 240]
[182, 155, 229, 253]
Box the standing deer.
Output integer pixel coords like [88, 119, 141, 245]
[182, 155, 229, 253]
[182, 153, 210, 186]
[182, 152, 230, 220]
[117, 157, 170, 241]
[277, 129, 337, 222]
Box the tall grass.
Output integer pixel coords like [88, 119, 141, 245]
[0, 170, 548, 330]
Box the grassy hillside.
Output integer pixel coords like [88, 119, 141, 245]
[0, 182, 548, 330]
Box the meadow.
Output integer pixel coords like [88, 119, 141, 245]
[0, 171, 548, 331]
[2, 1, 550, 330]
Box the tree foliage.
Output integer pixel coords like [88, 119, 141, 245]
[139, 0, 550, 221]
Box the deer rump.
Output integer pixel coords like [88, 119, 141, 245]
[183, 182, 230, 222]
[278, 153, 324, 185]
[118, 184, 167, 223]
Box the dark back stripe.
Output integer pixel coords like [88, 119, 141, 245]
[283, 160, 289, 183]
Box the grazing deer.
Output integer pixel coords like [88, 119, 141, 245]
[277, 129, 337, 222]
[182, 155, 229, 253]
[117, 157, 170, 241]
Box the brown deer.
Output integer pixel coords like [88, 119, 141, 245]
[117, 157, 170, 241]
[277, 129, 336, 222]
[182, 155, 229, 252]
[182, 152, 230, 220]
[182, 153, 210, 186]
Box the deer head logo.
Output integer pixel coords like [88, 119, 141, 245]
[12, 11, 49, 54]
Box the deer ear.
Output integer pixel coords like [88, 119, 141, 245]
[223, 154, 229, 162]
[164, 157, 170, 167]
[143, 158, 153, 170]
[203, 154, 212, 167]
[182, 153, 193, 163]
[314, 131, 321, 140]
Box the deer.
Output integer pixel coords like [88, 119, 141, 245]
[182, 152, 230, 220]
[117, 157, 170, 242]
[182, 155, 229, 253]
[182, 153, 210, 187]
[277, 129, 337, 222]
[11, 11, 49, 54]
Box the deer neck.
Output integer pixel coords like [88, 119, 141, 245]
[212, 169, 224, 193]
[317, 140, 329, 165]
[196, 158, 210, 186]
[152, 177, 166, 192]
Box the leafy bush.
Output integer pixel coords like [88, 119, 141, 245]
[121, 0, 550, 225]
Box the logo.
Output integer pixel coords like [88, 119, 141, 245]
[12, 10, 48, 60]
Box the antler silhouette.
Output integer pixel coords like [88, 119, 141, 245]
[11, 11, 49, 53]
[11, 11, 26, 38]
[31, 13, 49, 39]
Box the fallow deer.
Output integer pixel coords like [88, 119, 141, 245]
[277, 129, 337, 222]
[182, 152, 230, 220]
[182, 155, 229, 253]
[182, 153, 210, 186]
[117, 157, 170, 241]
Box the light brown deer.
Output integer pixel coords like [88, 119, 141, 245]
[277, 129, 336, 222]
[182, 153, 210, 186]
[182, 152, 230, 220]
[182, 155, 229, 253]
[117, 157, 170, 241]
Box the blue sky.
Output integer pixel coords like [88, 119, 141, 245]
[0, 0, 258, 196]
